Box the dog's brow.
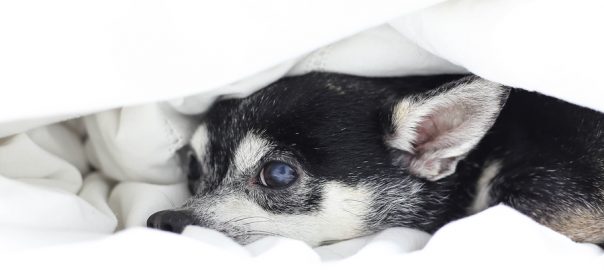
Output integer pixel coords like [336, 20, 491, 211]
[233, 132, 274, 172]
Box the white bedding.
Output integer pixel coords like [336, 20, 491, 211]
[1, 0, 604, 269]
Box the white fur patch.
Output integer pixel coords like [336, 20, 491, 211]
[390, 99, 421, 153]
[232, 132, 274, 173]
[470, 160, 502, 213]
[190, 124, 210, 159]
[208, 182, 371, 246]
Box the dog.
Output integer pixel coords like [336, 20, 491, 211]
[147, 72, 604, 247]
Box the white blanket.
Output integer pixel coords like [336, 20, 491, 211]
[1, 0, 604, 269]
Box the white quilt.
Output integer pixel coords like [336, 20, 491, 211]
[1, 0, 604, 269]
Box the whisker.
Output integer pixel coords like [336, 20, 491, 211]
[341, 208, 363, 217]
[231, 231, 281, 239]
[231, 216, 272, 223]
[238, 220, 273, 227]
[249, 230, 281, 237]
[223, 216, 242, 225]
[343, 199, 370, 205]
[224, 216, 272, 226]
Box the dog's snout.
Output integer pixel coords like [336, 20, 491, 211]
[147, 210, 194, 233]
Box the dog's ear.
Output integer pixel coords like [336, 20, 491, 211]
[384, 76, 509, 181]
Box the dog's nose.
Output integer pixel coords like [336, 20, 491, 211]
[147, 210, 194, 233]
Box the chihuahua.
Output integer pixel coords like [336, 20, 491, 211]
[148, 72, 604, 247]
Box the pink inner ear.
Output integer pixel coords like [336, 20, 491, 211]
[414, 117, 438, 146]
[413, 104, 467, 152]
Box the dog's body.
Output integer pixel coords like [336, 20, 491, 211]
[148, 72, 604, 246]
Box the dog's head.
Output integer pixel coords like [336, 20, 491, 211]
[148, 72, 509, 246]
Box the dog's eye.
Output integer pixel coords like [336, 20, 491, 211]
[259, 161, 298, 188]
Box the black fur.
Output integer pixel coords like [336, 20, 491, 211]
[159, 72, 604, 245]
[470, 88, 604, 232]
[195, 73, 469, 229]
